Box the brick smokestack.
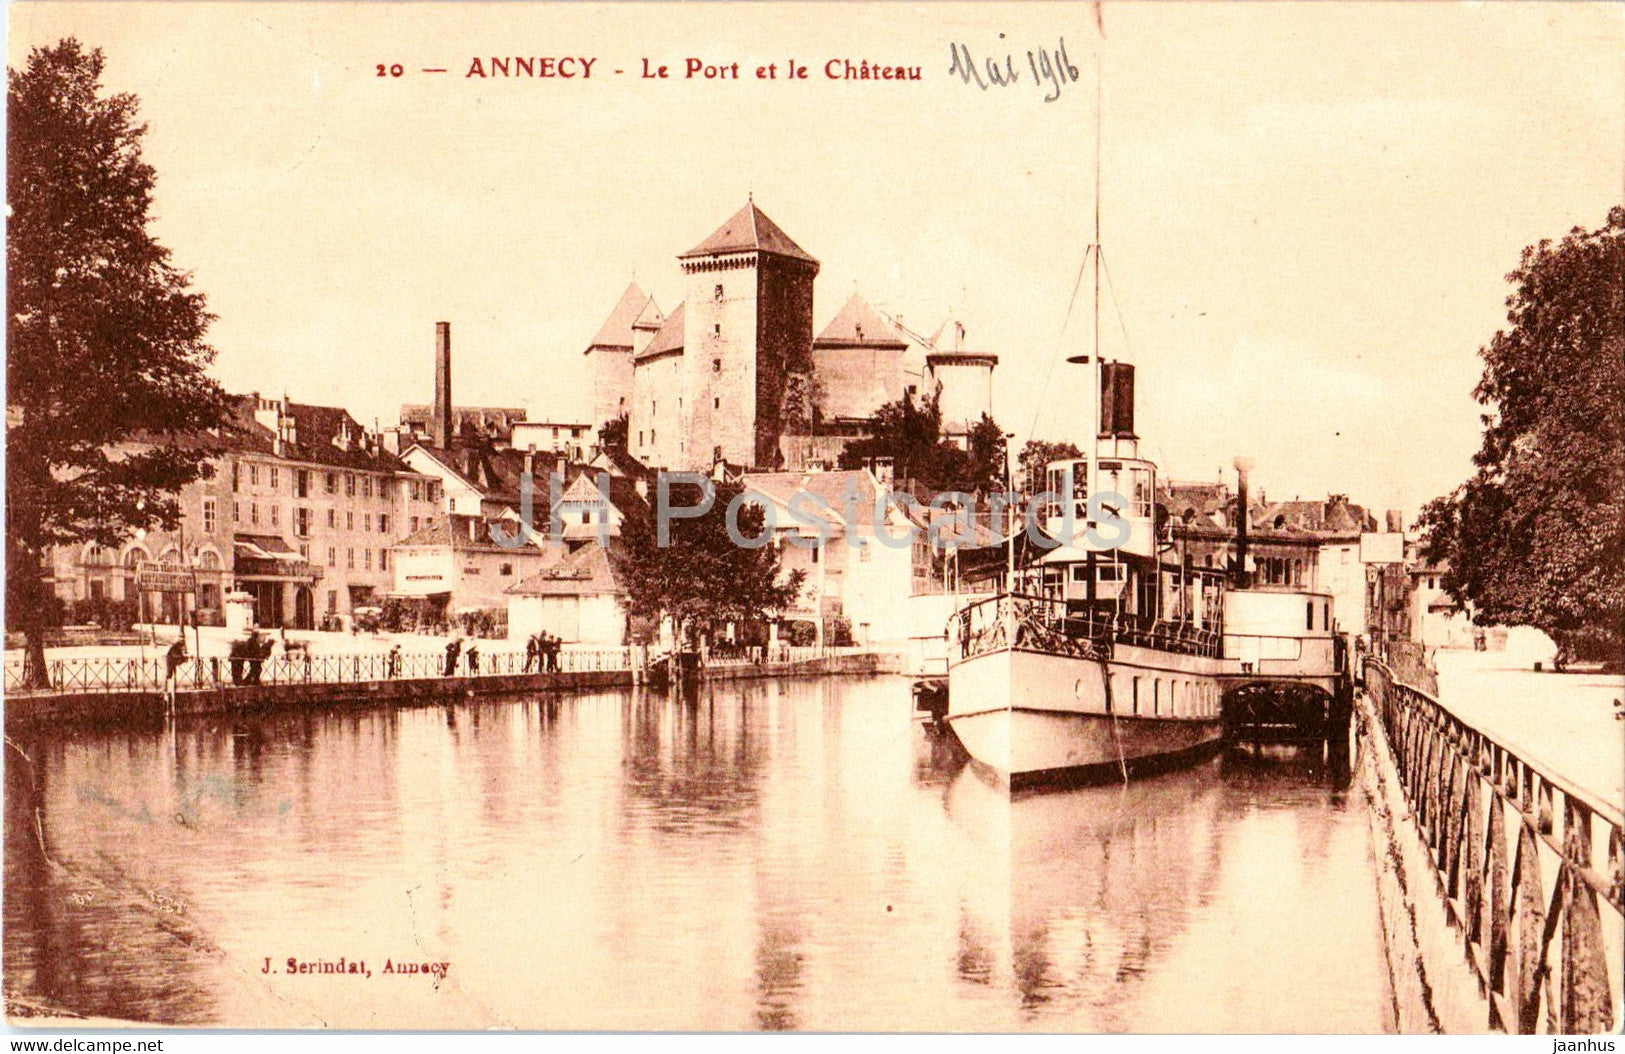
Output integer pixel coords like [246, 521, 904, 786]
[433, 322, 453, 449]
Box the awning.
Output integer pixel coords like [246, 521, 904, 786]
[233, 534, 322, 582]
[234, 534, 304, 563]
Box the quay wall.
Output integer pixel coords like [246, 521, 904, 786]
[1354, 689, 1492, 1034]
[4, 653, 892, 733]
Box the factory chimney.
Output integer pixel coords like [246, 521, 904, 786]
[432, 322, 453, 449]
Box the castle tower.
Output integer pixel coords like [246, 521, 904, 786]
[811, 293, 909, 423]
[583, 283, 658, 432]
[924, 319, 998, 448]
[676, 201, 819, 469]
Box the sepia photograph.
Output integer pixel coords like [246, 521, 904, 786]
[3, 0, 1622, 1039]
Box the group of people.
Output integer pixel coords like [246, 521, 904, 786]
[442, 637, 482, 676]
[227, 629, 277, 686]
[524, 632, 563, 673]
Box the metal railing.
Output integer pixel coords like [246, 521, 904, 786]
[951, 593, 1222, 664]
[3, 646, 637, 694]
[1364, 659, 1621, 1034]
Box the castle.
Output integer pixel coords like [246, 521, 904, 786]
[583, 200, 998, 473]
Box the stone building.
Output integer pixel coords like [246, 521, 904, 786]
[583, 200, 996, 473]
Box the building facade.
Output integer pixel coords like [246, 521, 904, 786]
[47, 393, 443, 629]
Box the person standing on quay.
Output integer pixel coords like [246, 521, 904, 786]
[465, 642, 480, 676]
[524, 634, 539, 673]
[163, 635, 187, 706]
[444, 638, 461, 677]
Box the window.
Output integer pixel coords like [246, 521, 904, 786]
[1306, 601, 1315, 630]
[295, 508, 312, 537]
[327, 508, 337, 529]
[364, 550, 372, 570]
[380, 479, 392, 500]
[346, 511, 355, 531]
[811, 546, 820, 564]
[249, 464, 259, 486]
[346, 548, 355, 569]
[327, 547, 336, 567]
[299, 543, 310, 561]
[270, 505, 279, 527]
[410, 516, 419, 534]
[1132, 677, 1140, 715]
[232, 501, 240, 523]
[427, 482, 440, 503]
[232, 463, 240, 492]
[202, 498, 217, 534]
[500, 563, 513, 577]
[364, 513, 371, 532]
[379, 514, 390, 534]
[638, 431, 644, 447]
[250, 503, 259, 525]
[410, 480, 421, 501]
[362, 477, 372, 498]
[713, 323, 721, 336]
[714, 397, 720, 410]
[345, 474, 355, 497]
[714, 283, 724, 301]
[379, 549, 388, 571]
[295, 469, 310, 498]
[269, 466, 279, 489]
[325, 472, 337, 494]
[582, 511, 592, 525]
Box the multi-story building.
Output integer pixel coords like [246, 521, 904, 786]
[46, 393, 444, 630]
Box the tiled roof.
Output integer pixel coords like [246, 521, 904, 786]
[507, 541, 630, 597]
[741, 470, 888, 530]
[395, 512, 547, 554]
[679, 201, 818, 264]
[223, 395, 413, 473]
[588, 283, 653, 349]
[635, 302, 685, 361]
[814, 294, 907, 349]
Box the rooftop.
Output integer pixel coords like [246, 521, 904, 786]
[679, 200, 818, 265]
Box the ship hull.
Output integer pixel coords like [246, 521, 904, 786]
[946, 645, 1226, 789]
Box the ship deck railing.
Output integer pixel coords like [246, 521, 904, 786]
[952, 593, 1222, 663]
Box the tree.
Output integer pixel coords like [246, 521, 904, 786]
[837, 392, 1005, 493]
[598, 411, 628, 451]
[1417, 207, 1625, 664]
[618, 477, 806, 648]
[1018, 439, 1084, 497]
[7, 39, 231, 686]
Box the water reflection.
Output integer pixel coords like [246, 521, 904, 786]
[5, 678, 1391, 1031]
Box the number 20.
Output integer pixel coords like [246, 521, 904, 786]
[376, 63, 403, 77]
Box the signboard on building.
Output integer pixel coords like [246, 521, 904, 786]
[1359, 532, 1405, 565]
[136, 561, 197, 593]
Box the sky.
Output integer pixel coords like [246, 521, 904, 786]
[9, 1, 1623, 520]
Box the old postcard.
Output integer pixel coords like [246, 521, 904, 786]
[4, 0, 1622, 1038]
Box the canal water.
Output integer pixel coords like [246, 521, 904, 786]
[4, 675, 1395, 1031]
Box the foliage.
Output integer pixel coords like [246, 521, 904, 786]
[837, 393, 1006, 492]
[619, 478, 806, 643]
[598, 412, 628, 452]
[1416, 207, 1625, 659]
[7, 39, 231, 683]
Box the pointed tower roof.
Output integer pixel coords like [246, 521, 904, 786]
[814, 294, 908, 350]
[631, 295, 664, 333]
[587, 283, 651, 350]
[636, 302, 685, 361]
[679, 201, 818, 264]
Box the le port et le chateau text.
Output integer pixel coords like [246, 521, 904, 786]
[380, 55, 923, 82]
